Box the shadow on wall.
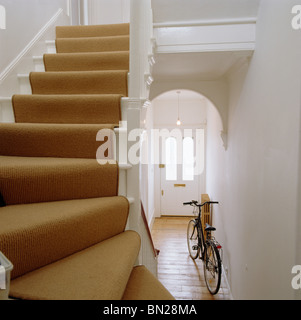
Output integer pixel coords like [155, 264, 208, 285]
[0, 5, 6, 30]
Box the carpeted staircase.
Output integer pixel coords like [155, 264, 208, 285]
[0, 23, 174, 300]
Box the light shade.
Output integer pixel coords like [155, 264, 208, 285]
[176, 91, 181, 126]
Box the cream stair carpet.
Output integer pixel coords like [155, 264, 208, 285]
[0, 22, 174, 300]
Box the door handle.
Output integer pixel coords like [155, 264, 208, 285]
[174, 184, 186, 187]
[161, 190, 164, 196]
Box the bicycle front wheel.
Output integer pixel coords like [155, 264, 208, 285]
[187, 220, 199, 259]
[203, 241, 222, 295]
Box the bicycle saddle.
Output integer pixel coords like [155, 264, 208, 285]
[205, 223, 216, 231]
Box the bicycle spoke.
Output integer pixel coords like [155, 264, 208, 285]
[203, 242, 222, 295]
[187, 220, 199, 259]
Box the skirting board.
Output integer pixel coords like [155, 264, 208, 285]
[222, 265, 234, 300]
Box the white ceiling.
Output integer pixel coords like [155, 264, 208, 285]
[150, 0, 261, 92]
[152, 51, 241, 82]
[154, 89, 205, 101]
[151, 0, 261, 24]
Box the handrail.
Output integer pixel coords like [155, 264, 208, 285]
[141, 201, 159, 257]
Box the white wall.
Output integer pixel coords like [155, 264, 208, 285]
[153, 95, 207, 128]
[150, 79, 228, 133]
[88, 0, 130, 25]
[206, 0, 301, 299]
[0, 0, 68, 75]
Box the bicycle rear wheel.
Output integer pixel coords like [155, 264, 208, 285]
[187, 220, 199, 259]
[203, 241, 222, 295]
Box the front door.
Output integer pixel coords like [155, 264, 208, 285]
[160, 128, 205, 216]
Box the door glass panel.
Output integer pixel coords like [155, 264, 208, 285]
[165, 137, 177, 181]
[183, 137, 194, 181]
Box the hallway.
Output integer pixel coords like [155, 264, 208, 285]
[151, 217, 231, 300]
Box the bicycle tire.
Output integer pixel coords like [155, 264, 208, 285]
[203, 241, 222, 295]
[187, 219, 199, 259]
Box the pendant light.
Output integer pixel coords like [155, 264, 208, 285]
[176, 91, 181, 126]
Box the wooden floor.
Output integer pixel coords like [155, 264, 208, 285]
[151, 216, 231, 300]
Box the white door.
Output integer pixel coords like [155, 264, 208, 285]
[160, 128, 205, 216]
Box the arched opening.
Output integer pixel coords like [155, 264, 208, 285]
[142, 88, 224, 218]
[150, 82, 228, 136]
[146, 87, 229, 298]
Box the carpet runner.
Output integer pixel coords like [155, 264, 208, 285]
[0, 22, 174, 300]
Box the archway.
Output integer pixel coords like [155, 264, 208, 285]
[149, 81, 228, 145]
[147, 88, 224, 217]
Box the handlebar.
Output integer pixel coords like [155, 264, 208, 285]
[183, 200, 198, 205]
[183, 200, 219, 207]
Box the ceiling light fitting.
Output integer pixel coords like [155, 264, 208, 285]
[177, 91, 181, 126]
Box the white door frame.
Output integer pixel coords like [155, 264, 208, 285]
[156, 124, 207, 217]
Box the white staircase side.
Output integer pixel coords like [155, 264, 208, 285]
[45, 40, 57, 54]
[0, 97, 14, 123]
[126, 0, 158, 276]
[33, 56, 45, 72]
[16, 74, 31, 94]
[118, 163, 132, 197]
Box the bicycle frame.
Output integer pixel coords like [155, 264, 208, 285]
[194, 205, 207, 260]
[185, 200, 219, 259]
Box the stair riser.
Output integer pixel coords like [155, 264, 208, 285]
[33, 56, 45, 72]
[19, 72, 130, 98]
[0, 156, 120, 205]
[0, 97, 129, 124]
[45, 40, 56, 53]
[18, 75, 32, 94]
[0, 98, 14, 123]
[43, 52, 129, 72]
[0, 161, 130, 204]
[56, 23, 130, 39]
[0, 124, 115, 160]
[29, 71, 128, 96]
[56, 36, 129, 54]
[0, 129, 131, 174]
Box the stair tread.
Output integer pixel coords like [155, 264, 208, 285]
[44, 51, 129, 72]
[0, 196, 129, 279]
[9, 231, 140, 300]
[0, 123, 116, 159]
[12, 94, 123, 125]
[29, 70, 128, 96]
[56, 23, 129, 39]
[0, 156, 119, 205]
[122, 265, 175, 300]
[56, 35, 129, 53]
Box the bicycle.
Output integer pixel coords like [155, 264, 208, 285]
[184, 200, 222, 295]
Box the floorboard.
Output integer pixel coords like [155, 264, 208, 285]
[151, 216, 231, 300]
